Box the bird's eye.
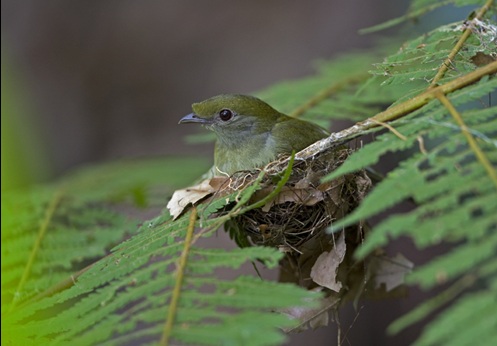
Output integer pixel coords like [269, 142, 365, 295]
[219, 109, 233, 121]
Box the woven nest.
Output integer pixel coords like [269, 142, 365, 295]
[225, 147, 371, 252]
[220, 146, 373, 294]
[168, 145, 411, 329]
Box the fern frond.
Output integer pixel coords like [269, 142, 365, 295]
[256, 52, 411, 127]
[320, 1, 497, 343]
[361, 0, 492, 33]
[2, 157, 320, 346]
[413, 290, 497, 346]
[3, 1, 496, 345]
[370, 4, 496, 89]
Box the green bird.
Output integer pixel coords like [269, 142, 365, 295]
[179, 94, 329, 175]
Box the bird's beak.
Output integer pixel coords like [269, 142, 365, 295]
[178, 113, 211, 124]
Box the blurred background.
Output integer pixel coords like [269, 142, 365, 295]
[2, 0, 409, 185]
[3, 1, 454, 345]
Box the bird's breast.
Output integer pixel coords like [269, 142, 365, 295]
[214, 132, 278, 174]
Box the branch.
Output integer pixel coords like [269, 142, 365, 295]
[272, 60, 497, 169]
[436, 92, 497, 190]
[161, 207, 198, 346]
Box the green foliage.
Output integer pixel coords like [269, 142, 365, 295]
[324, 1, 497, 344]
[256, 51, 411, 126]
[2, 158, 320, 346]
[2, 0, 497, 345]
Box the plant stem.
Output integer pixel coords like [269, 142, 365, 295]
[289, 60, 497, 164]
[436, 92, 497, 190]
[161, 207, 197, 346]
[8, 188, 64, 313]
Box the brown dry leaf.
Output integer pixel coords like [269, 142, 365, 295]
[253, 175, 327, 212]
[371, 253, 414, 292]
[471, 51, 496, 67]
[166, 177, 228, 219]
[310, 232, 346, 292]
[318, 177, 346, 207]
[260, 187, 324, 212]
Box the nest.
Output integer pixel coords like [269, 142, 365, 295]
[220, 147, 372, 299]
[168, 145, 412, 330]
[225, 147, 371, 252]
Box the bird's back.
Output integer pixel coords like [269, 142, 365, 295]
[271, 115, 329, 155]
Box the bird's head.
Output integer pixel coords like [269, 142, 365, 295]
[179, 94, 281, 146]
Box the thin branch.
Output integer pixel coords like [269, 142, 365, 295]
[429, 0, 495, 88]
[436, 92, 497, 190]
[276, 61, 497, 168]
[368, 61, 497, 124]
[8, 188, 64, 313]
[161, 207, 198, 346]
[370, 118, 407, 141]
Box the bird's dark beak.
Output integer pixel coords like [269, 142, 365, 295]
[178, 113, 210, 124]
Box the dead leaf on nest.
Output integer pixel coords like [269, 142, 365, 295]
[255, 186, 325, 212]
[166, 177, 229, 219]
[370, 253, 414, 292]
[253, 176, 345, 213]
[310, 231, 346, 292]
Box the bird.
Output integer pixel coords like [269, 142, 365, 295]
[179, 94, 329, 176]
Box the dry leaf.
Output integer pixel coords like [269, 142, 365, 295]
[250, 177, 333, 212]
[470, 51, 496, 67]
[371, 253, 413, 292]
[259, 187, 324, 212]
[310, 232, 346, 292]
[166, 177, 228, 219]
